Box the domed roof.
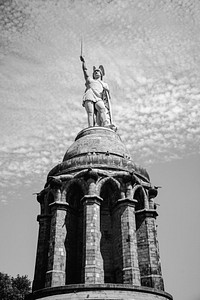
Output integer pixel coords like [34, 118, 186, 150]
[63, 127, 129, 161]
[48, 127, 150, 181]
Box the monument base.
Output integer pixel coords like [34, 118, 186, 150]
[26, 284, 173, 300]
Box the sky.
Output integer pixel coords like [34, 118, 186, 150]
[0, 0, 200, 299]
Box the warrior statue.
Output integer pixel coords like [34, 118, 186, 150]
[80, 55, 113, 128]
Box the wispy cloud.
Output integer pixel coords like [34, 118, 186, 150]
[0, 0, 200, 192]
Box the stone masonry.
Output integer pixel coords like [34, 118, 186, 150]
[28, 127, 172, 300]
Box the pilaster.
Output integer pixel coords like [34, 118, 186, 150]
[81, 195, 104, 284]
[112, 198, 140, 285]
[45, 202, 68, 287]
[32, 214, 51, 291]
[136, 209, 164, 290]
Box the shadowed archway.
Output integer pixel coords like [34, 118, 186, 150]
[100, 178, 121, 283]
[65, 182, 84, 284]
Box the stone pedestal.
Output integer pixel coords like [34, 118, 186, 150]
[26, 284, 173, 300]
[29, 127, 172, 300]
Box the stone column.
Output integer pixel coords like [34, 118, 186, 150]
[136, 209, 164, 290]
[113, 198, 140, 285]
[32, 214, 51, 291]
[81, 195, 104, 284]
[45, 202, 68, 287]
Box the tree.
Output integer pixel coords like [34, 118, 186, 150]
[0, 272, 31, 300]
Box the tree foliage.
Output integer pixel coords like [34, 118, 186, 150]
[0, 272, 31, 300]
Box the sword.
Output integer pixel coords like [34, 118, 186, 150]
[80, 37, 83, 58]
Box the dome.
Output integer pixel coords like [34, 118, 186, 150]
[48, 127, 150, 181]
[63, 127, 129, 161]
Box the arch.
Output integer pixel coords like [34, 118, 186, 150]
[64, 180, 84, 284]
[42, 191, 54, 215]
[99, 177, 120, 208]
[133, 185, 147, 211]
[64, 179, 85, 209]
[48, 191, 54, 204]
[98, 176, 120, 189]
[99, 178, 121, 283]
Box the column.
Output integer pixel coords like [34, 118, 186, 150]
[81, 195, 104, 284]
[45, 202, 68, 287]
[136, 209, 164, 290]
[113, 198, 140, 285]
[32, 214, 51, 291]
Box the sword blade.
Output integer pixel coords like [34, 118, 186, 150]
[81, 38, 83, 57]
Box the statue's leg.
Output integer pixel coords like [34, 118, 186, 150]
[84, 100, 94, 127]
[95, 100, 109, 126]
[96, 110, 100, 126]
[94, 108, 99, 126]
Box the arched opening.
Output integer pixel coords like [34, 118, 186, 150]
[134, 186, 151, 286]
[100, 179, 121, 283]
[48, 192, 54, 204]
[134, 186, 145, 211]
[135, 186, 146, 237]
[65, 182, 84, 284]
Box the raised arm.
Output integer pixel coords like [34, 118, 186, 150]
[80, 56, 89, 81]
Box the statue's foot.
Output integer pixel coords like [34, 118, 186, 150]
[104, 124, 117, 131]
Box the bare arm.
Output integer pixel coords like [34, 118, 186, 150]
[80, 56, 89, 81]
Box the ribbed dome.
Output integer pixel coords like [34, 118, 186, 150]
[48, 127, 150, 181]
[63, 127, 129, 161]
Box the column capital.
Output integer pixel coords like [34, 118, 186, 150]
[37, 214, 51, 222]
[81, 195, 103, 206]
[118, 197, 138, 205]
[135, 208, 158, 218]
[114, 197, 137, 209]
[49, 201, 70, 211]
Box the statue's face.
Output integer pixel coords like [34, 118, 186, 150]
[93, 70, 101, 79]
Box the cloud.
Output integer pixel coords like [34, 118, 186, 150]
[0, 0, 200, 194]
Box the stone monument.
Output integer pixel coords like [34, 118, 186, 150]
[26, 58, 173, 300]
[80, 55, 114, 128]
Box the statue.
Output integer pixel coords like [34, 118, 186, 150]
[80, 55, 113, 128]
